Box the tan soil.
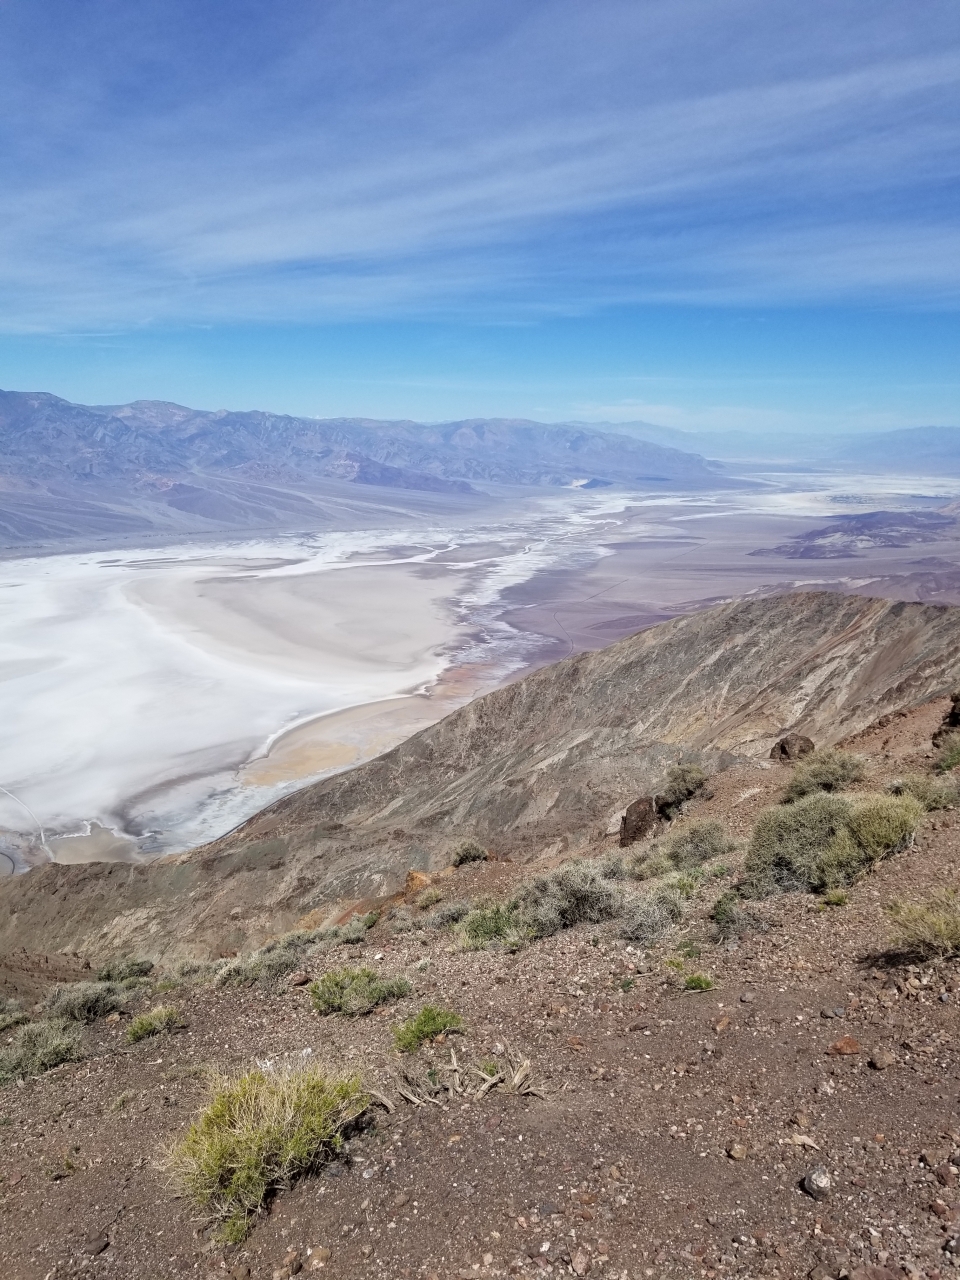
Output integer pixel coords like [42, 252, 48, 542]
[3, 697, 960, 1280]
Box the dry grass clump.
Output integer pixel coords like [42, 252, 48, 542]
[44, 981, 124, 1023]
[628, 851, 675, 881]
[889, 773, 960, 810]
[656, 763, 709, 819]
[663, 820, 736, 869]
[415, 886, 443, 909]
[619, 886, 684, 945]
[394, 1006, 463, 1053]
[458, 901, 526, 949]
[452, 840, 487, 866]
[782, 748, 865, 802]
[886, 891, 960, 958]
[744, 792, 922, 896]
[0, 1018, 83, 1084]
[935, 731, 960, 774]
[169, 1064, 368, 1242]
[309, 967, 410, 1016]
[127, 1005, 180, 1043]
[516, 861, 626, 938]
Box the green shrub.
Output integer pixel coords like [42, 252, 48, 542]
[309, 967, 410, 1016]
[782, 748, 865, 801]
[0, 1019, 83, 1084]
[744, 791, 921, 896]
[889, 773, 960, 810]
[684, 973, 714, 991]
[44, 981, 124, 1023]
[935, 732, 960, 774]
[394, 1006, 463, 1053]
[415, 886, 443, 909]
[656, 764, 709, 819]
[627, 852, 674, 881]
[96, 958, 154, 983]
[127, 1005, 180, 1043]
[663, 821, 736, 868]
[459, 901, 525, 949]
[516, 861, 625, 939]
[169, 1064, 368, 1242]
[452, 840, 487, 867]
[822, 888, 849, 907]
[886, 890, 960, 958]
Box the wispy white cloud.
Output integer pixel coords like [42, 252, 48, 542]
[0, 0, 958, 330]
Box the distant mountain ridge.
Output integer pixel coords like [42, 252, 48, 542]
[0, 388, 727, 545]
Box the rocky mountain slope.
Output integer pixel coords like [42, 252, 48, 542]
[0, 389, 725, 545]
[4, 590, 960, 964]
[3, 679, 960, 1280]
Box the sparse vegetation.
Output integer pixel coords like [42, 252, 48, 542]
[214, 915, 379, 987]
[619, 888, 683, 945]
[44, 980, 124, 1023]
[782, 748, 865, 801]
[459, 901, 525, 949]
[426, 899, 473, 929]
[890, 772, 960, 809]
[822, 888, 849, 907]
[656, 763, 709, 819]
[394, 1006, 463, 1053]
[886, 890, 960, 958]
[711, 890, 750, 939]
[935, 731, 960, 774]
[744, 791, 922, 896]
[169, 1064, 368, 1242]
[415, 886, 443, 909]
[127, 1005, 180, 1043]
[627, 851, 674, 881]
[0, 999, 28, 1033]
[0, 1019, 83, 1084]
[663, 820, 736, 868]
[452, 840, 488, 866]
[684, 972, 714, 991]
[309, 967, 410, 1016]
[516, 860, 625, 938]
[96, 958, 154, 983]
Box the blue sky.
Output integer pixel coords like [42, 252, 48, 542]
[1, 0, 958, 431]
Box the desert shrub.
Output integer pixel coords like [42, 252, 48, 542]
[886, 891, 960, 958]
[822, 888, 849, 907]
[684, 973, 714, 991]
[96, 958, 154, 983]
[0, 999, 27, 1034]
[516, 861, 625, 939]
[309, 967, 410, 1016]
[0, 1018, 83, 1084]
[936, 732, 960, 774]
[415, 886, 443, 909]
[169, 1064, 367, 1242]
[889, 773, 960, 810]
[394, 1006, 463, 1053]
[744, 791, 921, 896]
[387, 906, 416, 935]
[656, 764, 709, 819]
[127, 1005, 180, 1043]
[711, 890, 747, 939]
[174, 958, 230, 982]
[619, 886, 684, 945]
[598, 854, 629, 879]
[627, 851, 674, 881]
[664, 821, 736, 869]
[452, 840, 487, 867]
[426, 899, 473, 929]
[459, 901, 525, 949]
[45, 981, 124, 1023]
[782, 748, 865, 801]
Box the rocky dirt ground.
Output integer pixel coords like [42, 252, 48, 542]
[3, 698, 960, 1280]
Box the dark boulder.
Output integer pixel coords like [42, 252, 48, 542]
[619, 796, 658, 847]
[770, 732, 815, 762]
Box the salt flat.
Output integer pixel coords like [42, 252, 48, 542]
[4, 474, 960, 873]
